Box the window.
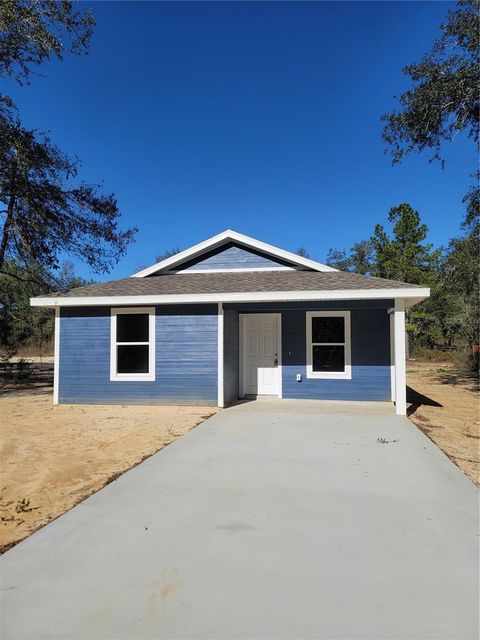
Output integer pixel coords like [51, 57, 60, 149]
[306, 311, 351, 379]
[110, 308, 155, 381]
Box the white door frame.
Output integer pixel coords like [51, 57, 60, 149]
[239, 313, 282, 399]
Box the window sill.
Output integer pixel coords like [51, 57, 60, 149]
[110, 374, 155, 382]
[306, 369, 352, 380]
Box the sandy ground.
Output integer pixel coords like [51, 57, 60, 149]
[0, 389, 216, 553]
[407, 360, 479, 486]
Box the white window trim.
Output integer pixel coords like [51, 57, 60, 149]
[110, 307, 156, 382]
[306, 311, 352, 380]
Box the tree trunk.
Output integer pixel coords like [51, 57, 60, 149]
[0, 194, 15, 271]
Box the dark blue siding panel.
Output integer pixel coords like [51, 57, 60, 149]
[59, 305, 217, 405]
[281, 306, 391, 401]
[223, 309, 239, 405]
[224, 300, 394, 312]
[225, 301, 392, 402]
[175, 243, 298, 271]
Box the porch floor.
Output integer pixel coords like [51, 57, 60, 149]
[230, 397, 396, 416]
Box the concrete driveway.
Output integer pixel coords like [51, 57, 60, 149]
[1, 400, 478, 639]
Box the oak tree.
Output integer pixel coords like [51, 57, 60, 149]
[382, 0, 479, 228]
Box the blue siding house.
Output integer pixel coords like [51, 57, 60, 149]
[31, 230, 430, 415]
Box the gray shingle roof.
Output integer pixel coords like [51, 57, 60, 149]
[46, 270, 424, 298]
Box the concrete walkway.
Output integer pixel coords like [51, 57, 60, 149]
[1, 401, 478, 639]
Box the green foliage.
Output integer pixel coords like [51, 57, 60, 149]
[370, 204, 440, 284]
[0, 1, 136, 277]
[409, 347, 458, 363]
[326, 202, 479, 356]
[381, 0, 480, 229]
[411, 231, 479, 358]
[0, 104, 137, 274]
[327, 203, 439, 284]
[327, 240, 374, 274]
[0, 0, 94, 85]
[0, 260, 91, 356]
[442, 232, 479, 344]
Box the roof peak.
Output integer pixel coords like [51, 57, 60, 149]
[131, 229, 338, 278]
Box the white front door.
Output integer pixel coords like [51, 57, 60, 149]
[241, 314, 280, 397]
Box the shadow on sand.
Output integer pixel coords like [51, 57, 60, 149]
[407, 385, 443, 417]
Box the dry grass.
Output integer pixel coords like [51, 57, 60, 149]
[0, 388, 217, 553]
[407, 360, 479, 486]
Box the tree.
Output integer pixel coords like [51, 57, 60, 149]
[54, 260, 93, 292]
[155, 248, 181, 262]
[382, 0, 479, 228]
[327, 240, 374, 274]
[327, 204, 441, 354]
[0, 259, 92, 357]
[326, 248, 351, 272]
[0, 2, 137, 278]
[0, 0, 94, 85]
[442, 233, 480, 346]
[370, 204, 439, 284]
[296, 246, 310, 259]
[0, 107, 137, 275]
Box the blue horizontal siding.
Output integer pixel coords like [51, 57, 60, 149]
[225, 301, 392, 402]
[59, 305, 217, 405]
[281, 306, 391, 401]
[59, 300, 392, 405]
[224, 300, 394, 312]
[175, 243, 297, 271]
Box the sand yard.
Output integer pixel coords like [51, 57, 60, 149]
[0, 388, 216, 553]
[407, 360, 479, 486]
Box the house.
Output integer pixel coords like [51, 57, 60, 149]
[30, 230, 430, 415]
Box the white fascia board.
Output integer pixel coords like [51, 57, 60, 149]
[131, 229, 338, 277]
[30, 287, 430, 308]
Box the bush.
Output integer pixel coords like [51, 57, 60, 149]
[410, 346, 479, 373]
[409, 347, 457, 362]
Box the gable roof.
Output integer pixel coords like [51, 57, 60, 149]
[31, 270, 430, 308]
[131, 229, 338, 277]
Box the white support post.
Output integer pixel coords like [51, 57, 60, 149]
[394, 299, 407, 415]
[217, 302, 224, 408]
[389, 311, 395, 402]
[53, 308, 60, 405]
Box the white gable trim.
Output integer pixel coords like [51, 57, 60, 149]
[131, 229, 338, 277]
[31, 287, 430, 308]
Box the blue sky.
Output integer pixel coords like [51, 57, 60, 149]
[5, 1, 474, 279]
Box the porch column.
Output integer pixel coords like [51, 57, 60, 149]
[393, 298, 407, 415]
[389, 312, 396, 402]
[53, 307, 60, 405]
[217, 302, 224, 408]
